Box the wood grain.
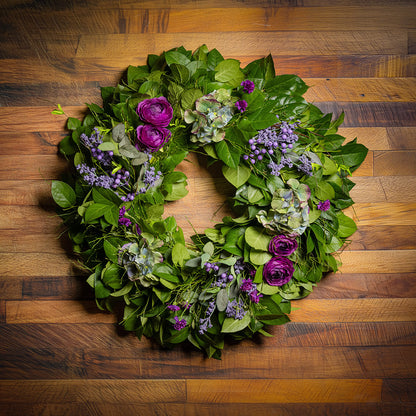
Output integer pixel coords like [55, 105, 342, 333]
[1, 1, 415, 414]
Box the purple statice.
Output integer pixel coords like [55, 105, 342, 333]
[199, 299, 216, 335]
[173, 316, 187, 330]
[249, 291, 263, 303]
[76, 163, 115, 189]
[80, 128, 113, 167]
[241, 79, 255, 94]
[240, 278, 263, 304]
[317, 199, 331, 211]
[235, 100, 248, 113]
[118, 206, 132, 227]
[225, 298, 246, 320]
[297, 154, 313, 176]
[268, 161, 282, 176]
[234, 258, 245, 275]
[167, 304, 180, 311]
[240, 278, 254, 293]
[143, 165, 162, 187]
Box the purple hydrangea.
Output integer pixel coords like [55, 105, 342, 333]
[241, 79, 255, 94]
[269, 235, 298, 257]
[317, 199, 331, 211]
[263, 257, 294, 286]
[235, 100, 248, 113]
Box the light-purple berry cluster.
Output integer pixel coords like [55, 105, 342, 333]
[80, 129, 113, 167]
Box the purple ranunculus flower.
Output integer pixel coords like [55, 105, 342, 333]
[269, 235, 298, 257]
[136, 97, 173, 127]
[136, 124, 171, 152]
[235, 100, 248, 113]
[241, 79, 255, 94]
[263, 256, 294, 286]
[317, 199, 331, 211]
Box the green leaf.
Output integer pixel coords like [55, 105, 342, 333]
[315, 181, 336, 200]
[222, 164, 251, 188]
[111, 281, 133, 297]
[250, 249, 272, 265]
[67, 117, 81, 130]
[84, 203, 109, 223]
[166, 326, 190, 344]
[221, 313, 250, 333]
[104, 205, 119, 227]
[165, 50, 191, 66]
[51, 181, 76, 208]
[332, 140, 369, 172]
[215, 59, 245, 88]
[172, 242, 190, 266]
[247, 185, 263, 203]
[181, 88, 203, 110]
[215, 140, 239, 168]
[337, 212, 357, 238]
[216, 289, 229, 312]
[245, 226, 271, 251]
[104, 238, 123, 263]
[164, 182, 189, 201]
[257, 282, 280, 295]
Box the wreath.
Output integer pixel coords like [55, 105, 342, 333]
[51, 45, 368, 358]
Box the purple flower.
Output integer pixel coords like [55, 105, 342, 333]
[269, 235, 298, 257]
[240, 278, 254, 293]
[235, 100, 248, 113]
[167, 304, 180, 311]
[249, 291, 263, 304]
[317, 199, 331, 211]
[118, 206, 132, 227]
[173, 316, 187, 330]
[136, 124, 171, 152]
[241, 80, 255, 94]
[136, 97, 173, 127]
[263, 257, 294, 286]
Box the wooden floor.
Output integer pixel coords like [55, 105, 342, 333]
[1, 1, 416, 415]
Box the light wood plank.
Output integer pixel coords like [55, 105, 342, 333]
[290, 298, 416, 322]
[187, 379, 382, 403]
[304, 78, 416, 102]
[76, 32, 408, 58]
[0, 379, 186, 404]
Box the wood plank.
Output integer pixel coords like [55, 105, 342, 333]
[76, 32, 408, 58]
[304, 78, 416, 102]
[374, 151, 416, 176]
[0, 403, 186, 416]
[344, 203, 416, 226]
[1, 344, 415, 379]
[290, 298, 416, 322]
[186, 379, 382, 403]
[307, 273, 416, 299]
[6, 297, 416, 324]
[0, 379, 186, 403]
[119, 7, 416, 33]
[382, 379, 416, 402]
[349, 177, 416, 203]
[315, 102, 416, 127]
[338, 250, 416, 273]
[1, 321, 415, 351]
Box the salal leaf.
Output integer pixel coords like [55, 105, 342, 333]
[51, 181, 76, 208]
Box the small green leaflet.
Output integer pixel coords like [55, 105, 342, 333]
[221, 314, 250, 333]
[222, 164, 251, 188]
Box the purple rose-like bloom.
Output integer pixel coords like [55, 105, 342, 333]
[136, 124, 171, 152]
[235, 100, 248, 113]
[241, 80, 255, 94]
[317, 199, 331, 211]
[269, 235, 298, 257]
[263, 257, 294, 286]
[136, 97, 173, 127]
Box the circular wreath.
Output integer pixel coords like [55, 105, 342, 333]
[52, 45, 368, 358]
